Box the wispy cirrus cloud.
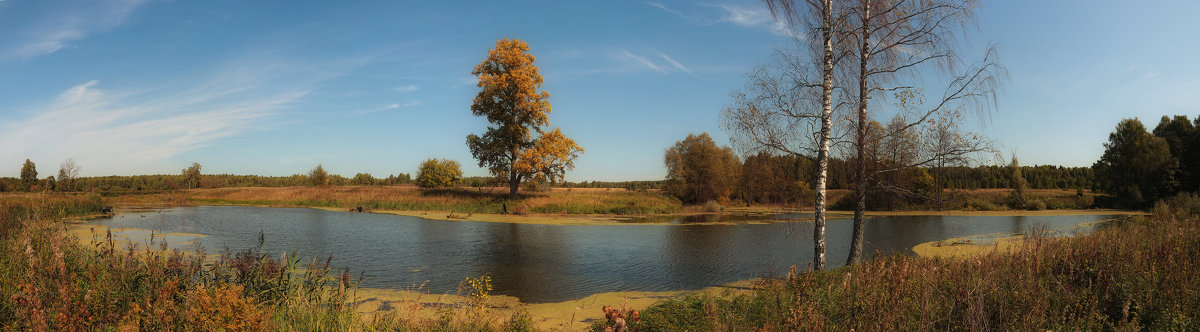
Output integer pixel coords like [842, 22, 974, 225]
[657, 51, 695, 76]
[0, 57, 318, 175]
[388, 100, 422, 109]
[644, 1, 795, 37]
[645, 2, 688, 20]
[394, 84, 419, 93]
[2, 0, 149, 59]
[615, 49, 699, 77]
[355, 100, 421, 115]
[619, 50, 667, 73]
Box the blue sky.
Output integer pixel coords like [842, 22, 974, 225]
[0, 0, 1197, 181]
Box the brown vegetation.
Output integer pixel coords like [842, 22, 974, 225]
[596, 193, 1200, 331]
[185, 185, 682, 215]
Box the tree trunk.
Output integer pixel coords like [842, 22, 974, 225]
[813, 0, 834, 271]
[847, 0, 871, 266]
[508, 176, 520, 199]
[509, 154, 520, 199]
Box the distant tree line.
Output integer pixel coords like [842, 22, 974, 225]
[658, 132, 1098, 207]
[1093, 115, 1200, 208]
[0, 152, 1102, 200]
[0, 159, 417, 193]
[652, 114, 1197, 210]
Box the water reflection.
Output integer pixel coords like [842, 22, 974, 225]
[87, 206, 1117, 303]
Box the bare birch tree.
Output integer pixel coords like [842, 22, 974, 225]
[729, 0, 1003, 269]
[841, 0, 1005, 264]
[57, 158, 80, 192]
[724, 0, 849, 270]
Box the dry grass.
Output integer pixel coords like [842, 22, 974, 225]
[184, 185, 683, 215]
[0, 194, 539, 331]
[610, 194, 1200, 331]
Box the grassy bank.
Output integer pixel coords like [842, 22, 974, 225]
[0, 194, 537, 331]
[603, 193, 1200, 331]
[826, 188, 1101, 211]
[164, 186, 1105, 223]
[185, 185, 683, 215]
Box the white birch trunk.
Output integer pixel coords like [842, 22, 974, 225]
[813, 0, 835, 271]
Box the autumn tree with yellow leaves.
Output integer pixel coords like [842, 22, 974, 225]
[467, 39, 583, 199]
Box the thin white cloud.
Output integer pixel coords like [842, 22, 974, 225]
[645, 2, 795, 37]
[613, 49, 701, 78]
[712, 3, 796, 37]
[620, 50, 667, 73]
[0, 60, 315, 175]
[4, 0, 148, 59]
[356, 100, 421, 115]
[713, 3, 771, 26]
[657, 51, 695, 76]
[394, 84, 419, 93]
[386, 101, 422, 109]
[645, 2, 688, 20]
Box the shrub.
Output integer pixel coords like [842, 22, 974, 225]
[501, 309, 536, 332]
[416, 158, 463, 188]
[1026, 199, 1046, 211]
[965, 198, 1003, 211]
[308, 164, 328, 186]
[184, 284, 271, 331]
[511, 204, 530, 216]
[703, 200, 724, 212]
[461, 275, 493, 308]
[1152, 192, 1200, 220]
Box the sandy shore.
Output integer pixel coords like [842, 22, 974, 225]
[352, 280, 757, 331]
[911, 233, 1028, 258]
[66, 223, 208, 250]
[909, 215, 1129, 259]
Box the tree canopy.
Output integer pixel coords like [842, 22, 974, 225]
[19, 159, 37, 192]
[181, 163, 201, 189]
[1153, 115, 1199, 192]
[57, 158, 81, 192]
[308, 164, 328, 187]
[664, 133, 741, 204]
[1093, 118, 1177, 208]
[416, 158, 462, 188]
[466, 38, 583, 198]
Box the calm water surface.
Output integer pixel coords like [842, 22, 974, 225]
[86, 206, 1117, 303]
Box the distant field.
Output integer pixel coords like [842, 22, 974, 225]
[174, 186, 1104, 216]
[184, 185, 685, 215]
[0, 185, 1108, 221]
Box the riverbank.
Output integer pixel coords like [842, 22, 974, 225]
[184, 186, 683, 215]
[94, 186, 1137, 226]
[616, 194, 1200, 330]
[910, 215, 1134, 259]
[99, 186, 1117, 222]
